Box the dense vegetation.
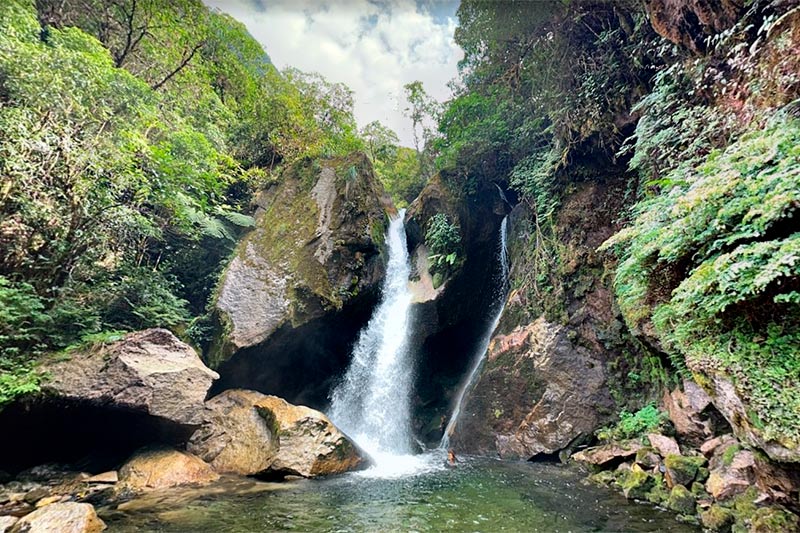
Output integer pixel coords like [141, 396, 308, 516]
[0, 0, 423, 404]
[432, 0, 799, 443]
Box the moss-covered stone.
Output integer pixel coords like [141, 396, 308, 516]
[589, 469, 618, 487]
[665, 454, 706, 486]
[700, 504, 735, 531]
[748, 506, 800, 533]
[645, 481, 670, 506]
[667, 484, 696, 514]
[690, 481, 708, 498]
[620, 464, 656, 500]
[635, 447, 661, 469]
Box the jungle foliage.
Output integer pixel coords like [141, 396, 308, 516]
[0, 0, 376, 403]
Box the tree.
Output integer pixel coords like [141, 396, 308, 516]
[360, 120, 399, 161]
[403, 81, 441, 179]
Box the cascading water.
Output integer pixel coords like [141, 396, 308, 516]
[440, 216, 509, 450]
[328, 209, 427, 476]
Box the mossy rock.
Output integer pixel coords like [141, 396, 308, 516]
[690, 481, 708, 498]
[589, 470, 618, 487]
[620, 464, 656, 500]
[748, 506, 800, 533]
[667, 484, 696, 514]
[665, 454, 706, 486]
[645, 482, 670, 506]
[701, 504, 734, 531]
[635, 447, 660, 469]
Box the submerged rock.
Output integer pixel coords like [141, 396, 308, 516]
[187, 389, 279, 476]
[451, 317, 615, 459]
[118, 447, 219, 491]
[41, 329, 219, 427]
[8, 502, 105, 533]
[257, 395, 368, 478]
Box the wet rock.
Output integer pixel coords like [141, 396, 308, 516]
[8, 502, 105, 533]
[619, 464, 656, 500]
[257, 395, 368, 478]
[119, 447, 219, 491]
[187, 389, 279, 476]
[647, 433, 681, 458]
[667, 484, 696, 514]
[0, 516, 18, 532]
[664, 454, 706, 488]
[210, 154, 391, 364]
[452, 317, 615, 458]
[572, 441, 643, 467]
[34, 495, 64, 508]
[41, 329, 218, 427]
[22, 487, 50, 505]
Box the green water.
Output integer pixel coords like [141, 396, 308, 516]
[103, 455, 698, 532]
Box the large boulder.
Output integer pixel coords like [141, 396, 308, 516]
[571, 441, 644, 467]
[187, 389, 279, 476]
[257, 395, 368, 478]
[118, 447, 219, 491]
[449, 317, 615, 458]
[210, 154, 392, 365]
[662, 379, 717, 447]
[8, 502, 105, 533]
[41, 329, 218, 427]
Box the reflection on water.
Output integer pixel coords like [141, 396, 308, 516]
[104, 454, 699, 533]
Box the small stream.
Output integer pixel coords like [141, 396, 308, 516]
[103, 453, 699, 532]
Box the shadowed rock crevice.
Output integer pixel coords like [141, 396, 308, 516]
[0, 399, 192, 475]
[209, 290, 379, 410]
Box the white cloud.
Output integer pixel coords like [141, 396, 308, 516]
[204, 0, 462, 147]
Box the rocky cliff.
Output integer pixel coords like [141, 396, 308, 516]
[208, 153, 394, 408]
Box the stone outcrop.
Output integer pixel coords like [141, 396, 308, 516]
[571, 441, 643, 467]
[698, 373, 800, 463]
[41, 329, 218, 427]
[187, 389, 279, 476]
[662, 379, 717, 447]
[188, 389, 367, 478]
[449, 317, 615, 458]
[118, 447, 219, 491]
[257, 395, 368, 478]
[210, 154, 392, 365]
[647, 0, 742, 53]
[8, 502, 105, 533]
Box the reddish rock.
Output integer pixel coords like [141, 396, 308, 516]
[706, 449, 756, 500]
[662, 380, 714, 446]
[700, 434, 735, 457]
[572, 441, 644, 467]
[119, 447, 219, 491]
[647, 0, 742, 53]
[647, 433, 681, 458]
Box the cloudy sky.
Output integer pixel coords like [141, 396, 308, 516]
[204, 0, 462, 147]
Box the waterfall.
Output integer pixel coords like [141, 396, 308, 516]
[328, 209, 416, 458]
[440, 216, 509, 450]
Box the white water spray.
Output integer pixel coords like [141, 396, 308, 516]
[329, 210, 435, 476]
[440, 216, 509, 450]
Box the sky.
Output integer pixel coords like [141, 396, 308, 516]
[204, 0, 463, 147]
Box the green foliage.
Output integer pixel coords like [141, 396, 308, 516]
[425, 213, 462, 280]
[605, 117, 800, 447]
[597, 403, 667, 442]
[0, 0, 369, 401]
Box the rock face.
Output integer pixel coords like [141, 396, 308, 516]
[257, 395, 368, 478]
[571, 441, 643, 467]
[662, 379, 718, 447]
[187, 389, 279, 476]
[119, 447, 219, 491]
[8, 502, 105, 533]
[699, 373, 800, 463]
[42, 329, 219, 427]
[211, 154, 392, 365]
[647, 0, 742, 53]
[449, 317, 615, 458]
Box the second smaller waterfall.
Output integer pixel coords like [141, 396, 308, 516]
[440, 216, 509, 449]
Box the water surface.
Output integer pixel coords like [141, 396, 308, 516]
[104, 454, 698, 532]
